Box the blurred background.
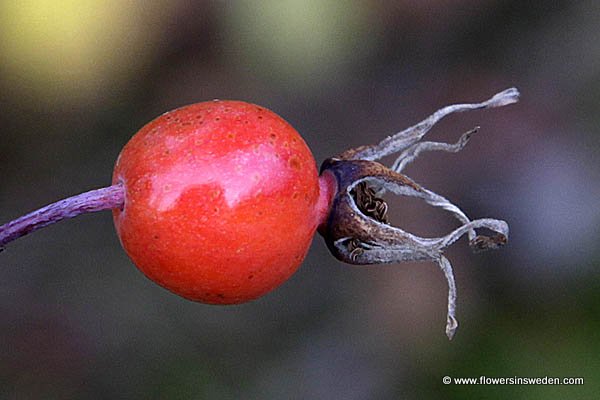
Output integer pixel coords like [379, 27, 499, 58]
[1, 1, 599, 398]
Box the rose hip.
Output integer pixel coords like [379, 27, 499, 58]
[0, 88, 519, 338]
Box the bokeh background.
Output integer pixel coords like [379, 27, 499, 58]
[1, 1, 599, 399]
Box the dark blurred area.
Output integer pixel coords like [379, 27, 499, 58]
[1, 1, 599, 399]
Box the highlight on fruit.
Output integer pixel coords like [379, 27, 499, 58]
[0, 88, 520, 339]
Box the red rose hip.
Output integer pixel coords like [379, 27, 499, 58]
[0, 88, 519, 338]
[112, 100, 332, 303]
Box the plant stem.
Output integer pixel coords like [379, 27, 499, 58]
[0, 183, 124, 250]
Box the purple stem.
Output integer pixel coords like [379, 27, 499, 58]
[0, 183, 124, 250]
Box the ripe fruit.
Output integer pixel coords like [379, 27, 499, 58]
[0, 88, 519, 338]
[112, 100, 333, 303]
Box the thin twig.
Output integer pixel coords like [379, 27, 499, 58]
[0, 183, 124, 250]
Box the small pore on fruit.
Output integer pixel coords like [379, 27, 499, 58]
[289, 157, 301, 170]
[210, 189, 221, 199]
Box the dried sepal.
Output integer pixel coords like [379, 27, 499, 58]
[338, 87, 519, 162]
[320, 88, 519, 339]
[391, 126, 479, 173]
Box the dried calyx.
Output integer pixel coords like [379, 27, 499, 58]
[319, 88, 519, 340]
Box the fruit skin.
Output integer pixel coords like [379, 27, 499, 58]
[112, 100, 331, 304]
